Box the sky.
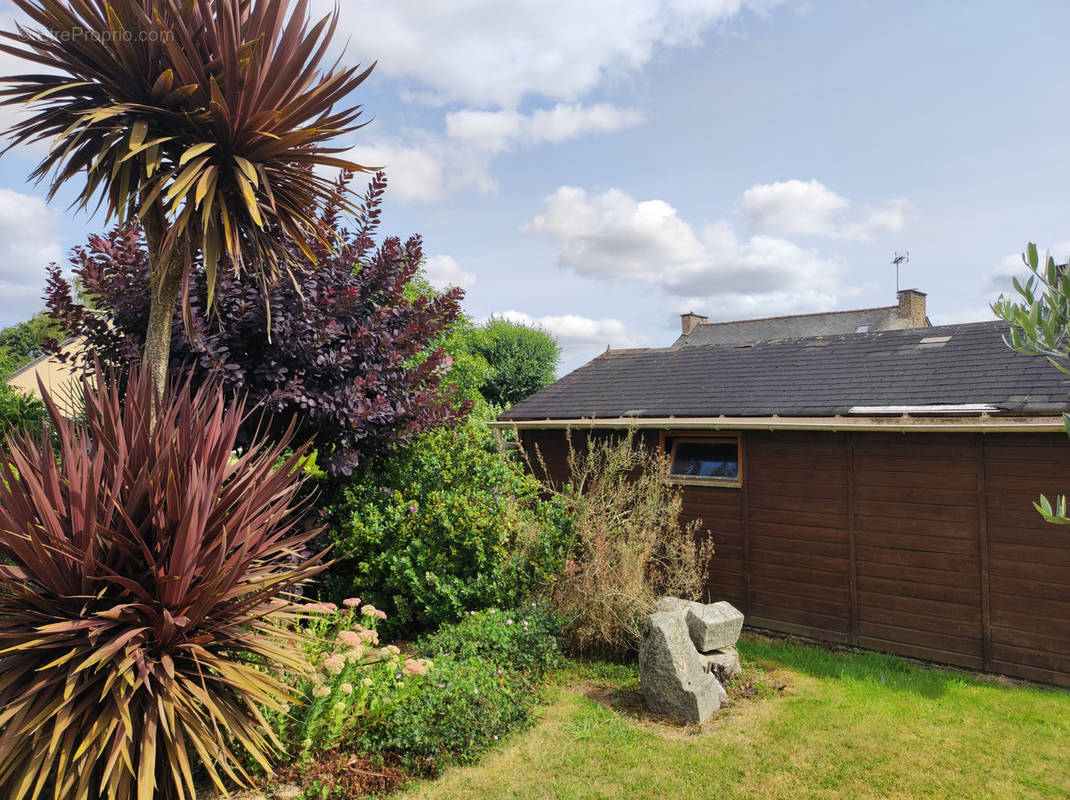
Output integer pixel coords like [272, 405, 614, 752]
[1, 0, 1069, 374]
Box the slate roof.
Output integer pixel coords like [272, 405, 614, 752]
[673, 305, 917, 347]
[499, 321, 1070, 421]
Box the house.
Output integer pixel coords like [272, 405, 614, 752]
[6, 339, 85, 416]
[494, 309, 1070, 687]
[675, 288, 930, 346]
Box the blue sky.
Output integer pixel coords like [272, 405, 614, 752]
[2, 0, 1069, 374]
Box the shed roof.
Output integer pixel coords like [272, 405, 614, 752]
[499, 321, 1070, 422]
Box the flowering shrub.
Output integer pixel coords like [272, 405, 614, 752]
[357, 604, 563, 774]
[269, 601, 433, 758]
[326, 419, 568, 635]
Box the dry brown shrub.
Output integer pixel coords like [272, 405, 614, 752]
[522, 429, 714, 657]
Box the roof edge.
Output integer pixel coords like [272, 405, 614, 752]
[490, 414, 1067, 434]
[5, 337, 79, 382]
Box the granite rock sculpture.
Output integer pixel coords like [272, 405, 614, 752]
[639, 598, 744, 723]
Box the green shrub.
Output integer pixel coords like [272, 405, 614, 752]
[364, 655, 538, 774]
[417, 603, 564, 679]
[359, 605, 562, 774]
[0, 383, 47, 440]
[325, 420, 568, 635]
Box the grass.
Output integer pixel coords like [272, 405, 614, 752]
[392, 634, 1070, 800]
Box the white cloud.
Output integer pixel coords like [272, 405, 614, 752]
[316, 0, 770, 108]
[445, 104, 643, 154]
[741, 179, 905, 242]
[0, 56, 42, 159]
[0, 12, 65, 160]
[0, 188, 62, 323]
[424, 255, 476, 291]
[525, 185, 846, 317]
[0, 46, 30, 140]
[342, 139, 446, 203]
[497, 310, 642, 350]
[342, 103, 642, 203]
[933, 241, 1070, 327]
[495, 309, 646, 369]
[985, 242, 1070, 298]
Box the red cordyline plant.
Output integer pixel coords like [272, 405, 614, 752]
[0, 368, 326, 800]
[0, 0, 373, 395]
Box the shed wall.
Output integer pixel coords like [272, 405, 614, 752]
[519, 427, 1070, 686]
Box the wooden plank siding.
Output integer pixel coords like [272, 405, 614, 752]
[853, 433, 985, 670]
[743, 432, 852, 643]
[983, 435, 1070, 685]
[519, 427, 1070, 686]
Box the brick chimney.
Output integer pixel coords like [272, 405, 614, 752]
[680, 311, 708, 336]
[896, 289, 928, 328]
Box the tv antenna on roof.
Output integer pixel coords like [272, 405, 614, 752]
[891, 251, 909, 291]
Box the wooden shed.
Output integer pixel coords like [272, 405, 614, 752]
[495, 321, 1070, 687]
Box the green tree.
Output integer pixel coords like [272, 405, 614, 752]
[404, 274, 492, 410]
[460, 317, 560, 408]
[992, 242, 1070, 523]
[0, 312, 62, 377]
[0, 0, 372, 396]
[437, 316, 494, 408]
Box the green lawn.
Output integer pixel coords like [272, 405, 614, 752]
[394, 635, 1070, 800]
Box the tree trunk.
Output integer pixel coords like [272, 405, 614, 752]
[141, 208, 183, 402]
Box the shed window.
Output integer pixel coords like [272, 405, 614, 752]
[665, 435, 742, 487]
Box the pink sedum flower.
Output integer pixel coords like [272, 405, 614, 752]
[344, 645, 365, 664]
[338, 630, 362, 647]
[343, 597, 362, 608]
[402, 659, 428, 676]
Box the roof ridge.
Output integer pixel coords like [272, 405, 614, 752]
[688, 304, 898, 331]
[676, 319, 1006, 351]
[5, 336, 79, 381]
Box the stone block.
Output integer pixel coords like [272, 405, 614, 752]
[685, 601, 743, 652]
[698, 645, 742, 683]
[639, 611, 723, 724]
[655, 596, 697, 614]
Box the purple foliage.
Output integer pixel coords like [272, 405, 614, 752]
[44, 172, 467, 475]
